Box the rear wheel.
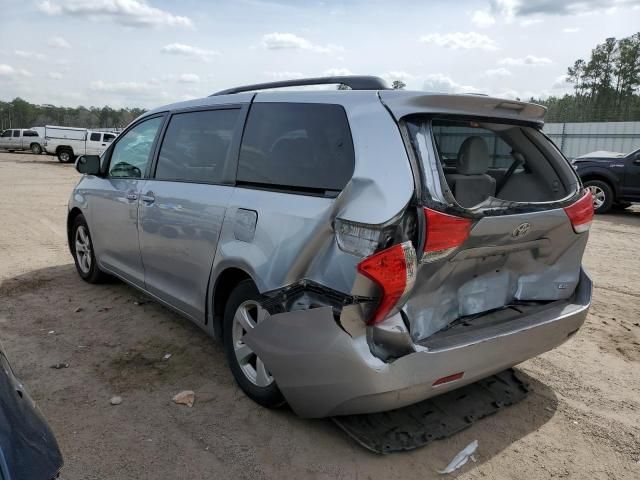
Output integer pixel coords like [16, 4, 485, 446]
[57, 149, 73, 163]
[71, 214, 109, 283]
[223, 280, 285, 409]
[30, 143, 42, 155]
[584, 180, 613, 214]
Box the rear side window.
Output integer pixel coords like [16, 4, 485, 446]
[90, 132, 101, 141]
[12, 130, 20, 137]
[237, 103, 355, 194]
[23, 130, 38, 137]
[155, 109, 240, 184]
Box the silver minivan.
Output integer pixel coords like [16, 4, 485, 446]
[68, 76, 593, 418]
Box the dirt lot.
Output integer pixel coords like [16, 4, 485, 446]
[0, 151, 638, 479]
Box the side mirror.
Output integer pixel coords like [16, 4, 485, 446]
[75, 155, 101, 175]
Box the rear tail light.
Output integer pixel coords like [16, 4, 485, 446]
[357, 241, 417, 325]
[564, 190, 594, 233]
[432, 371, 464, 386]
[422, 208, 473, 262]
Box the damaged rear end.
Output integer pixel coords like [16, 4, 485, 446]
[243, 92, 593, 418]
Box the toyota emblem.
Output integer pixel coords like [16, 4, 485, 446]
[512, 222, 531, 239]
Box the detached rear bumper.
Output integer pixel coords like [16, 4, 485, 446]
[244, 269, 592, 418]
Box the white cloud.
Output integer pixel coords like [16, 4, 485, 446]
[0, 64, 33, 78]
[485, 67, 512, 77]
[498, 55, 552, 66]
[160, 43, 220, 61]
[37, 0, 192, 28]
[381, 71, 415, 83]
[177, 73, 200, 83]
[15, 50, 45, 60]
[422, 74, 479, 94]
[265, 71, 304, 79]
[471, 10, 496, 28]
[490, 0, 640, 17]
[89, 80, 155, 93]
[261, 33, 343, 53]
[520, 18, 543, 26]
[48, 72, 64, 80]
[48, 36, 71, 49]
[563, 27, 580, 33]
[420, 32, 498, 50]
[323, 68, 353, 76]
[552, 74, 571, 89]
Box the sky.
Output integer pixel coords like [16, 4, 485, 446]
[0, 0, 639, 109]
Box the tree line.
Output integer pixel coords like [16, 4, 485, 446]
[533, 32, 640, 122]
[0, 98, 146, 131]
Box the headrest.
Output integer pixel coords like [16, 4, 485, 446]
[457, 136, 490, 175]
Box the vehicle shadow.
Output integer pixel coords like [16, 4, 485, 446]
[596, 206, 640, 228]
[1, 263, 559, 479]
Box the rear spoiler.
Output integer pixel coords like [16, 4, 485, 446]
[379, 91, 546, 126]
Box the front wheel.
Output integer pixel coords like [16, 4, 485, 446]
[584, 180, 613, 214]
[223, 280, 285, 409]
[71, 214, 109, 283]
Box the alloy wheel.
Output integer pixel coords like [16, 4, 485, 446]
[75, 225, 92, 274]
[587, 185, 606, 210]
[231, 300, 274, 387]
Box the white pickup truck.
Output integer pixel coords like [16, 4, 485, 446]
[44, 126, 117, 163]
[0, 129, 46, 154]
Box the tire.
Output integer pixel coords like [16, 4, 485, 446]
[70, 214, 109, 283]
[223, 280, 285, 409]
[57, 149, 73, 163]
[584, 179, 614, 214]
[30, 143, 42, 155]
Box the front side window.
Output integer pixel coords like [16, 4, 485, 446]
[237, 103, 355, 194]
[108, 116, 163, 178]
[12, 130, 20, 137]
[103, 133, 115, 143]
[90, 132, 101, 141]
[155, 109, 240, 183]
[1, 130, 11, 138]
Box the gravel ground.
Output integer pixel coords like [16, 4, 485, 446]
[0, 151, 638, 479]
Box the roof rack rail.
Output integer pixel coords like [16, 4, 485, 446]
[211, 75, 388, 96]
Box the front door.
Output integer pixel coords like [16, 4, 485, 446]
[622, 149, 640, 200]
[139, 107, 243, 320]
[86, 132, 103, 155]
[0, 130, 12, 149]
[87, 116, 164, 287]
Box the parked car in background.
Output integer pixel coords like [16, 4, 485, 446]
[572, 147, 640, 213]
[0, 340, 63, 479]
[68, 76, 593, 418]
[44, 125, 117, 163]
[0, 128, 45, 154]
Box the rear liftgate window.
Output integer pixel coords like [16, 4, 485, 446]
[237, 103, 355, 195]
[408, 118, 572, 209]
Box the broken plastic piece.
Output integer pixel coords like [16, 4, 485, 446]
[438, 440, 478, 474]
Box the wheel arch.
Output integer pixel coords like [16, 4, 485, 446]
[579, 170, 620, 197]
[67, 207, 84, 254]
[211, 267, 255, 338]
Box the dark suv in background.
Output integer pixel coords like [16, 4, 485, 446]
[573, 147, 640, 213]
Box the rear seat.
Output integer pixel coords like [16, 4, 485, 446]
[445, 136, 496, 208]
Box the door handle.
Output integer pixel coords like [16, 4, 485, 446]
[126, 192, 138, 201]
[141, 192, 155, 204]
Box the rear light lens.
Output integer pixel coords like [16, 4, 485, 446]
[422, 208, 473, 262]
[432, 371, 464, 386]
[357, 241, 417, 325]
[564, 190, 594, 233]
[335, 219, 385, 257]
